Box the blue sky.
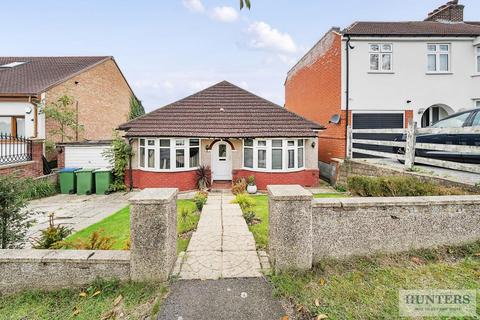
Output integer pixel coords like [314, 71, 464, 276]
[1, 0, 479, 111]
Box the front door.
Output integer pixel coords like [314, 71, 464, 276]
[212, 142, 232, 180]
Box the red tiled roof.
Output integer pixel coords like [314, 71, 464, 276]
[343, 21, 480, 37]
[0, 56, 111, 95]
[119, 81, 323, 138]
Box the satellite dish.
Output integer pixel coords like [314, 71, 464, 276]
[329, 114, 341, 124]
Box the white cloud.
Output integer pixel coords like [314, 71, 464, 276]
[246, 21, 297, 54]
[211, 6, 239, 23]
[182, 0, 205, 13]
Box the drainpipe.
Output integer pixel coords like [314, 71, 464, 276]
[128, 138, 134, 191]
[345, 35, 354, 158]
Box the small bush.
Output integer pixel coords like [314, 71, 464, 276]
[193, 191, 208, 211]
[247, 175, 255, 186]
[32, 213, 72, 249]
[347, 175, 466, 197]
[232, 178, 247, 195]
[243, 211, 256, 225]
[335, 184, 347, 193]
[196, 165, 212, 190]
[21, 178, 58, 200]
[180, 207, 192, 223]
[232, 193, 255, 211]
[65, 229, 115, 250]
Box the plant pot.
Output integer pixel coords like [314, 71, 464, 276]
[247, 185, 257, 194]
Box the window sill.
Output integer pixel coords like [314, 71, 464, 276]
[241, 167, 306, 173]
[368, 71, 394, 74]
[472, 74, 480, 78]
[425, 72, 453, 75]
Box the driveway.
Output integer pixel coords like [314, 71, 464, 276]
[24, 192, 134, 248]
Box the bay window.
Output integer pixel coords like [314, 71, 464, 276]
[242, 138, 306, 171]
[139, 138, 201, 171]
[427, 44, 450, 72]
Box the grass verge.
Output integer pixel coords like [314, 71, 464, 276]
[269, 241, 480, 319]
[65, 199, 197, 253]
[0, 278, 168, 320]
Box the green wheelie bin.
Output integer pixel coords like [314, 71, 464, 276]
[59, 168, 81, 194]
[75, 168, 96, 195]
[94, 168, 113, 195]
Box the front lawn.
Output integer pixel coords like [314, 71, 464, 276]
[0, 279, 168, 320]
[65, 199, 198, 253]
[250, 193, 348, 250]
[270, 241, 480, 319]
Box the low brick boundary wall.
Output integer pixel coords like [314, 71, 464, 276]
[268, 185, 480, 271]
[0, 250, 130, 294]
[0, 139, 44, 178]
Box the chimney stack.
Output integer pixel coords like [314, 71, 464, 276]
[425, 0, 464, 23]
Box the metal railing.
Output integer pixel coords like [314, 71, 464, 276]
[0, 133, 33, 166]
[346, 121, 480, 174]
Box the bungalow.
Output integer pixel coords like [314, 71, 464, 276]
[119, 81, 323, 191]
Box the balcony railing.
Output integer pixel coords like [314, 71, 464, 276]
[0, 133, 33, 166]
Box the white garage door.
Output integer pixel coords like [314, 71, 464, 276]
[64, 145, 112, 168]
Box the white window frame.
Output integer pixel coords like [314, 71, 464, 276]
[138, 138, 201, 172]
[474, 99, 480, 108]
[475, 46, 480, 74]
[242, 138, 306, 172]
[427, 43, 451, 73]
[369, 43, 393, 72]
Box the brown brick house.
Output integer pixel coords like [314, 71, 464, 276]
[0, 56, 135, 176]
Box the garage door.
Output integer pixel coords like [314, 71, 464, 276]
[352, 113, 404, 158]
[64, 145, 112, 168]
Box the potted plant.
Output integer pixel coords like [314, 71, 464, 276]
[246, 175, 257, 194]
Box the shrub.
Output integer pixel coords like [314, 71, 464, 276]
[196, 165, 211, 190]
[193, 192, 208, 211]
[232, 178, 247, 195]
[247, 175, 255, 186]
[180, 207, 192, 223]
[65, 229, 115, 250]
[32, 213, 72, 249]
[335, 184, 347, 193]
[21, 178, 58, 200]
[103, 131, 133, 192]
[232, 193, 255, 212]
[347, 175, 466, 197]
[0, 175, 34, 249]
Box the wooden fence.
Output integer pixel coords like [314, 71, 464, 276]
[347, 121, 480, 174]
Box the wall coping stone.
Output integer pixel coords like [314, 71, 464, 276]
[268, 185, 313, 201]
[0, 249, 130, 264]
[0, 161, 35, 169]
[129, 188, 178, 204]
[312, 195, 480, 208]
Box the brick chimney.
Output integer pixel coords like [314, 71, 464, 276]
[425, 0, 464, 22]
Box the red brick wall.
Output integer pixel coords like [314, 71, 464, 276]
[232, 169, 319, 191]
[405, 110, 414, 127]
[57, 146, 65, 169]
[125, 169, 198, 191]
[0, 139, 44, 178]
[285, 31, 345, 163]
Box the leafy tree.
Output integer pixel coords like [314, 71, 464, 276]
[43, 95, 84, 143]
[128, 96, 145, 120]
[0, 175, 34, 249]
[102, 131, 133, 191]
[240, 0, 251, 10]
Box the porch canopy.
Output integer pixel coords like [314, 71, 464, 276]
[118, 81, 323, 138]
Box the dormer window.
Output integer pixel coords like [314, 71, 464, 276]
[427, 44, 450, 73]
[369, 43, 392, 72]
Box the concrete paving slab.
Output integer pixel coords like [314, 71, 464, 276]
[222, 251, 262, 278]
[187, 233, 222, 252]
[180, 251, 222, 280]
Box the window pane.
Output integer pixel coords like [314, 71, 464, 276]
[298, 147, 304, 168]
[244, 147, 253, 168]
[382, 44, 392, 52]
[427, 54, 437, 71]
[219, 144, 226, 158]
[427, 44, 436, 52]
[190, 147, 199, 167]
[287, 140, 295, 147]
[272, 149, 282, 170]
[257, 140, 267, 147]
[477, 55, 480, 73]
[288, 150, 295, 168]
[140, 139, 145, 146]
[382, 53, 391, 70]
[0, 117, 12, 135]
[148, 140, 155, 146]
[175, 139, 185, 146]
[370, 54, 379, 70]
[159, 139, 170, 147]
[298, 139, 304, 147]
[439, 54, 448, 71]
[370, 44, 379, 52]
[244, 139, 253, 147]
[272, 140, 283, 148]
[258, 149, 266, 169]
[140, 147, 145, 167]
[160, 148, 170, 169]
[189, 139, 199, 146]
[476, 100, 480, 108]
[15, 118, 25, 137]
[439, 44, 449, 52]
[148, 149, 155, 168]
[176, 149, 185, 168]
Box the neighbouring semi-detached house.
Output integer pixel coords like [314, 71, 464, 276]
[285, 0, 480, 167]
[119, 81, 323, 191]
[0, 56, 134, 176]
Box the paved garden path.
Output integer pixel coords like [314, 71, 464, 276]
[175, 192, 264, 279]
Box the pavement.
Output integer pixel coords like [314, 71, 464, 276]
[158, 278, 286, 320]
[173, 192, 264, 279]
[24, 192, 133, 247]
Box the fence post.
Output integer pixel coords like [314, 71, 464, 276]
[404, 120, 417, 170]
[346, 126, 353, 159]
[129, 188, 178, 282]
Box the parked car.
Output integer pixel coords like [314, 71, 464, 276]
[394, 108, 480, 164]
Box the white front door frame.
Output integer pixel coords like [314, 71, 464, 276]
[211, 141, 232, 180]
